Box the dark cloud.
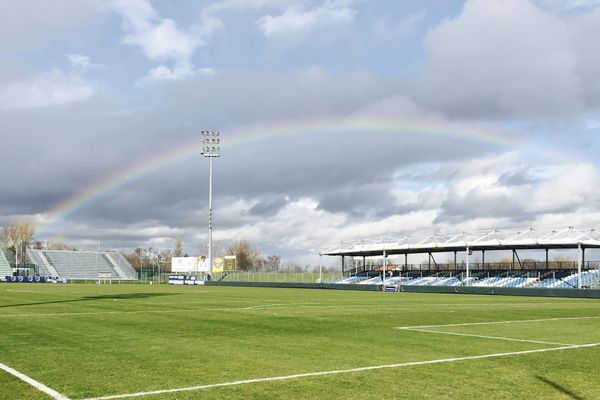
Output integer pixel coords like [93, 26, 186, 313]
[248, 196, 289, 217]
[496, 171, 540, 186]
[413, 0, 600, 119]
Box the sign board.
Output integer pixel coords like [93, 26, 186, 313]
[224, 255, 236, 272]
[197, 256, 209, 272]
[171, 257, 198, 272]
[171, 256, 227, 273]
[167, 275, 205, 285]
[212, 257, 224, 273]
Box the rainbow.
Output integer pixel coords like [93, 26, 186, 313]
[36, 115, 522, 235]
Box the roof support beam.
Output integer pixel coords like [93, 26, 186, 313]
[466, 246, 470, 285]
[578, 244, 582, 289]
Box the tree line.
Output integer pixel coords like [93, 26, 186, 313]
[124, 238, 308, 272]
[1, 221, 305, 272]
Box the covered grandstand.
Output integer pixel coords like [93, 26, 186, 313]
[26, 249, 137, 281]
[322, 227, 600, 289]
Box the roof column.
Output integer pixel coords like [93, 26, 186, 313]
[578, 243, 582, 289]
[383, 249, 387, 285]
[319, 254, 322, 284]
[466, 246, 470, 286]
[482, 250, 485, 270]
[362, 255, 366, 276]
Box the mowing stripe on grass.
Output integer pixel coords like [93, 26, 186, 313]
[0, 303, 593, 318]
[81, 343, 600, 400]
[0, 361, 70, 400]
[0, 309, 199, 318]
[396, 315, 600, 330]
[402, 328, 575, 346]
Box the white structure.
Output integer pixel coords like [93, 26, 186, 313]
[322, 227, 600, 289]
[171, 256, 209, 273]
[27, 249, 137, 280]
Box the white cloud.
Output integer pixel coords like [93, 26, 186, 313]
[111, 0, 222, 80]
[437, 152, 600, 227]
[122, 18, 200, 61]
[0, 69, 94, 110]
[141, 63, 215, 82]
[146, 64, 193, 81]
[257, 0, 355, 37]
[585, 118, 600, 129]
[67, 54, 90, 68]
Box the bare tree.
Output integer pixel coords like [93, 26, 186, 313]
[262, 255, 281, 272]
[225, 240, 260, 271]
[1, 220, 35, 265]
[159, 249, 172, 272]
[173, 237, 183, 257]
[48, 236, 69, 250]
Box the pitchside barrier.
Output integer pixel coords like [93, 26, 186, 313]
[206, 281, 381, 291]
[0, 276, 67, 283]
[205, 281, 600, 298]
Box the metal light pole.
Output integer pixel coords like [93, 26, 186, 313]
[201, 130, 221, 281]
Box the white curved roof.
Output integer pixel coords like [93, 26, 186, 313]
[321, 227, 600, 257]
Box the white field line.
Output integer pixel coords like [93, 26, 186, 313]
[81, 343, 600, 400]
[206, 301, 591, 312]
[207, 302, 338, 311]
[403, 328, 574, 346]
[0, 361, 70, 400]
[396, 315, 600, 330]
[4, 289, 45, 294]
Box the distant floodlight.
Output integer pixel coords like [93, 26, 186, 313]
[201, 130, 221, 157]
[201, 130, 222, 282]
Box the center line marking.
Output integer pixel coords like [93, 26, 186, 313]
[80, 343, 600, 400]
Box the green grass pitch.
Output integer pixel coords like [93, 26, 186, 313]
[1, 283, 599, 399]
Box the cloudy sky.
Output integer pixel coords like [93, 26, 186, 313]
[1, 0, 600, 265]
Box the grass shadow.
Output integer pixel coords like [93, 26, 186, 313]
[536, 376, 584, 400]
[0, 292, 178, 308]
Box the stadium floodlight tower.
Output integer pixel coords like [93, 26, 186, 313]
[201, 130, 221, 281]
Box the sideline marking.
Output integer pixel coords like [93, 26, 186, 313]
[0, 361, 70, 400]
[396, 315, 600, 330]
[81, 343, 600, 400]
[403, 328, 574, 346]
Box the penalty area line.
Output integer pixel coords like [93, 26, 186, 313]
[402, 328, 575, 346]
[81, 342, 600, 400]
[0, 361, 70, 400]
[396, 315, 600, 330]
